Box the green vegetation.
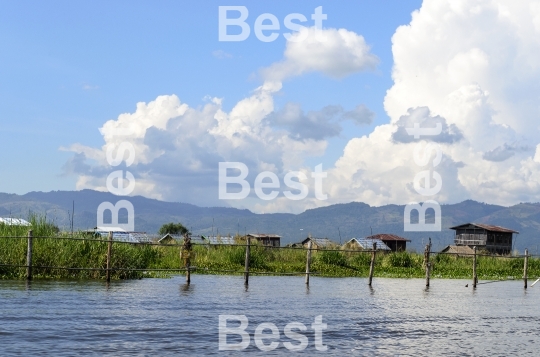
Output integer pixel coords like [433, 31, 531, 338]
[1, 218, 538, 280]
[158, 222, 189, 236]
[0, 215, 158, 279]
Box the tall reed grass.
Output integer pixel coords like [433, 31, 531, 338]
[0, 215, 157, 279]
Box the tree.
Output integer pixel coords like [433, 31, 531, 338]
[159, 222, 189, 236]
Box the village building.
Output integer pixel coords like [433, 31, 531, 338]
[158, 234, 207, 245]
[439, 245, 475, 257]
[158, 233, 180, 244]
[246, 233, 281, 247]
[88, 226, 151, 243]
[158, 233, 182, 244]
[449, 223, 518, 255]
[344, 237, 391, 251]
[299, 237, 339, 249]
[365, 234, 411, 252]
[201, 235, 236, 245]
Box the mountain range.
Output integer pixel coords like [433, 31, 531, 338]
[1, 190, 539, 253]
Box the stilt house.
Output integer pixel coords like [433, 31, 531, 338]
[449, 223, 518, 255]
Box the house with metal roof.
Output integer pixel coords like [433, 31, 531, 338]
[300, 237, 339, 249]
[247, 233, 281, 247]
[201, 235, 236, 245]
[449, 223, 518, 255]
[92, 226, 150, 243]
[158, 234, 207, 245]
[0, 217, 31, 226]
[365, 234, 411, 252]
[344, 238, 391, 251]
[158, 233, 182, 244]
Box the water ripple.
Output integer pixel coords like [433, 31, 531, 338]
[1, 276, 539, 356]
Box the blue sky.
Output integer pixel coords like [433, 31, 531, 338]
[2, 1, 539, 213]
[0, 1, 420, 194]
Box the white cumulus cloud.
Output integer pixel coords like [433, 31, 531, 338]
[63, 27, 378, 212]
[327, 0, 540, 207]
[261, 27, 379, 82]
[64, 3, 540, 212]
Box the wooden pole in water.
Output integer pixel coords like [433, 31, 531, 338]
[424, 241, 431, 287]
[368, 242, 376, 286]
[244, 236, 250, 286]
[524, 248, 529, 289]
[472, 246, 477, 288]
[26, 230, 33, 281]
[186, 260, 191, 284]
[106, 231, 113, 282]
[305, 240, 312, 285]
[182, 234, 192, 284]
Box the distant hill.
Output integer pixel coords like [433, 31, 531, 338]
[1, 190, 539, 253]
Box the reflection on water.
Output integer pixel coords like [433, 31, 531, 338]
[180, 282, 193, 295]
[1, 276, 539, 356]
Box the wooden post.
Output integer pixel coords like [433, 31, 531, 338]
[244, 237, 250, 285]
[424, 240, 431, 287]
[472, 246, 477, 288]
[524, 248, 529, 289]
[106, 231, 113, 282]
[368, 242, 376, 286]
[182, 234, 192, 284]
[26, 230, 33, 281]
[305, 240, 312, 285]
[186, 258, 191, 284]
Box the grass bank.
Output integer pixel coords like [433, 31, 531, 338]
[157, 245, 538, 280]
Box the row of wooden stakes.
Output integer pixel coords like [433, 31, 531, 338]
[21, 230, 531, 288]
[422, 239, 531, 289]
[181, 237, 380, 287]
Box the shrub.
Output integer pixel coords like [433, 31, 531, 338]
[384, 252, 415, 268]
[317, 250, 347, 267]
[158, 222, 189, 236]
[349, 252, 372, 267]
[224, 245, 268, 269]
[435, 252, 452, 264]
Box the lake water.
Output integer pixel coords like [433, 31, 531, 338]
[1, 275, 539, 356]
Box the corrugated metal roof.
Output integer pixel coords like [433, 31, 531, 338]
[95, 226, 128, 232]
[95, 231, 150, 243]
[157, 234, 182, 243]
[130, 233, 152, 243]
[449, 223, 518, 233]
[203, 236, 236, 245]
[157, 234, 207, 244]
[301, 237, 338, 247]
[0, 218, 31, 226]
[181, 235, 207, 245]
[366, 234, 411, 242]
[347, 238, 391, 251]
[247, 234, 281, 238]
